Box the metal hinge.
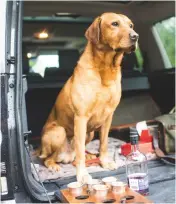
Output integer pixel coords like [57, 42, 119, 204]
[7, 56, 16, 65]
[24, 130, 32, 143]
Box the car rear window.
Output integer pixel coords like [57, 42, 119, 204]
[28, 50, 59, 77]
[153, 16, 175, 68]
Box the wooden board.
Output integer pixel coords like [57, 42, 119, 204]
[60, 186, 153, 203]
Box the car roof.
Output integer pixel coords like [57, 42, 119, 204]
[23, 1, 175, 51]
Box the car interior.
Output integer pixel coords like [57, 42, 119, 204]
[20, 1, 175, 202]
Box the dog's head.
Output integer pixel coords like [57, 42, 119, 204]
[85, 13, 139, 53]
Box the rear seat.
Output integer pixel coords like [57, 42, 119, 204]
[148, 68, 175, 114]
[44, 67, 59, 77]
[25, 49, 80, 138]
[24, 48, 159, 140]
[44, 49, 79, 80]
[59, 49, 79, 75]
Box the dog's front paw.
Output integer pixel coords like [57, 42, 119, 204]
[77, 168, 92, 184]
[100, 159, 118, 170]
[44, 160, 60, 172]
[48, 163, 60, 171]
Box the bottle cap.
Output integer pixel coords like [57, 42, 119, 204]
[129, 127, 139, 144]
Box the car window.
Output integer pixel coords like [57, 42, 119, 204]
[28, 50, 59, 77]
[134, 46, 144, 72]
[153, 16, 175, 68]
[121, 46, 144, 73]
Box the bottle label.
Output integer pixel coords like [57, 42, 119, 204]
[128, 173, 149, 192]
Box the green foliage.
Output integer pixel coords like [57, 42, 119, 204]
[155, 17, 175, 68]
[29, 58, 36, 68]
[135, 46, 144, 72]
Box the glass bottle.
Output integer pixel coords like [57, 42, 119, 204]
[126, 127, 149, 196]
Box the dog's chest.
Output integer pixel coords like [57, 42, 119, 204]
[88, 82, 121, 129]
[96, 84, 120, 107]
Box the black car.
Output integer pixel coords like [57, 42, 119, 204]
[0, 1, 175, 203]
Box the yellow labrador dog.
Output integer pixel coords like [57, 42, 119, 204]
[38, 12, 138, 183]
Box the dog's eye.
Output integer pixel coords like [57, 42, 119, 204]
[130, 24, 133, 28]
[112, 22, 119, 27]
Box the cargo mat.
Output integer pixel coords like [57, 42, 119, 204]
[29, 137, 156, 183]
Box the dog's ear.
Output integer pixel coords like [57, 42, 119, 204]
[85, 17, 101, 44]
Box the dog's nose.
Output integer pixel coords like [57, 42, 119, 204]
[129, 32, 139, 42]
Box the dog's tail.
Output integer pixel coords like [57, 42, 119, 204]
[33, 145, 51, 159]
[37, 141, 52, 159]
[33, 144, 50, 159]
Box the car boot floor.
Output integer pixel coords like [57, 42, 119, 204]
[58, 162, 175, 203]
[29, 137, 156, 183]
[41, 160, 175, 203]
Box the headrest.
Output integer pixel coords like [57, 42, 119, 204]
[27, 72, 44, 82]
[44, 67, 59, 77]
